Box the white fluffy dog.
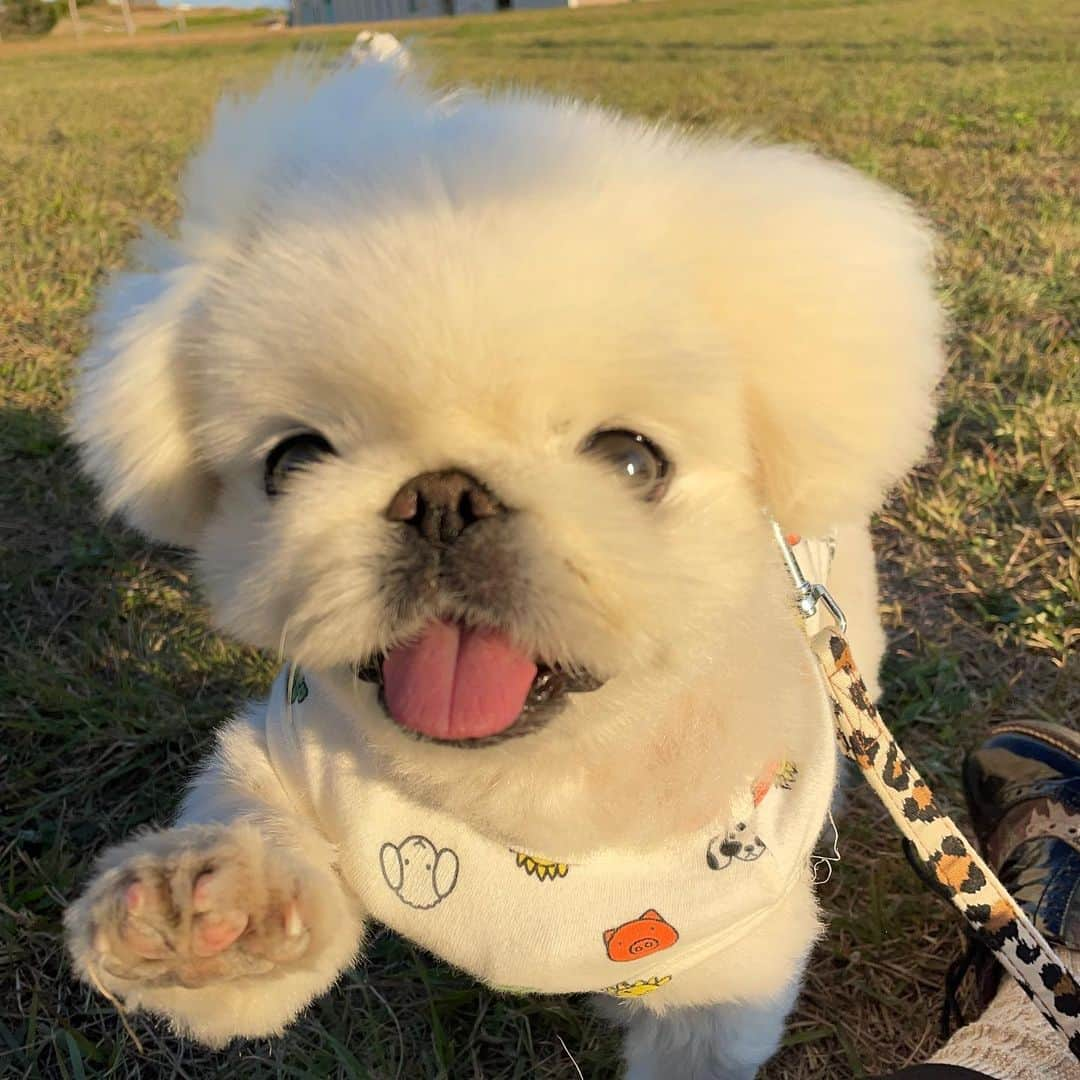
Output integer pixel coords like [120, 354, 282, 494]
[64, 56, 943, 1079]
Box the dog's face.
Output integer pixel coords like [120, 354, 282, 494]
[72, 66, 942, 753]
[188, 206, 759, 745]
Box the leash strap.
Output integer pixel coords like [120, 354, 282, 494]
[774, 526, 1080, 1059]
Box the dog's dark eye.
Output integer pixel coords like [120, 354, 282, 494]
[582, 429, 669, 500]
[264, 432, 335, 496]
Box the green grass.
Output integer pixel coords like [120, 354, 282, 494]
[180, 9, 280, 29]
[1, 0, 1078, 1075]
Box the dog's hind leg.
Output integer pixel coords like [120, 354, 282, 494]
[615, 979, 800, 1080]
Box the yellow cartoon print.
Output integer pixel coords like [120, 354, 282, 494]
[603, 976, 672, 998]
[751, 759, 799, 806]
[775, 760, 799, 789]
[513, 851, 569, 881]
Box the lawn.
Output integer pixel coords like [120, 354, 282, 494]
[1, 0, 1077, 1076]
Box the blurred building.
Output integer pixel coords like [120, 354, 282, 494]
[293, 0, 610, 24]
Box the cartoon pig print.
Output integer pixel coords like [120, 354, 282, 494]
[603, 909, 679, 962]
[380, 834, 459, 910]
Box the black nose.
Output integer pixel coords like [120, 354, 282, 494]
[385, 469, 505, 544]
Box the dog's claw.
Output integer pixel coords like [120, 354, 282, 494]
[284, 900, 305, 939]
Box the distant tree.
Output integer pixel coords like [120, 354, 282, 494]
[0, 0, 60, 37]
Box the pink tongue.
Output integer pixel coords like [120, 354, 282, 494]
[382, 621, 538, 741]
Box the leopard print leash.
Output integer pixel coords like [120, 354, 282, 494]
[774, 524, 1080, 1060]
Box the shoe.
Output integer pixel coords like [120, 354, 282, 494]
[963, 720, 1080, 952]
[905, 720, 1080, 1034]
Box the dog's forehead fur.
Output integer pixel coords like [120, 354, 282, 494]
[192, 227, 743, 475]
[184, 103, 743, 472]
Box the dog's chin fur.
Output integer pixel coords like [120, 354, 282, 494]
[66, 56, 945, 1065]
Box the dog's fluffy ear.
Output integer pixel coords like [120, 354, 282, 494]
[697, 145, 946, 535]
[68, 63, 395, 548]
[70, 231, 216, 548]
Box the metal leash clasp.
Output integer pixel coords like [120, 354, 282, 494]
[769, 520, 847, 633]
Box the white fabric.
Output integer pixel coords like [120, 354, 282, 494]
[258, 541, 837, 1000]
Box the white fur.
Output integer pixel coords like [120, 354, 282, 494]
[606, 970, 805, 1080]
[350, 31, 412, 68]
[66, 56, 943, 1076]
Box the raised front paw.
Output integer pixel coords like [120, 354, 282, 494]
[65, 823, 315, 990]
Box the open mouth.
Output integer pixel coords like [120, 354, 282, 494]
[355, 619, 603, 744]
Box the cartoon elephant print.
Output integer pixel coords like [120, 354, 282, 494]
[380, 834, 459, 909]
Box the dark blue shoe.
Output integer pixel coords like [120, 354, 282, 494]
[963, 720, 1080, 951]
[878, 722, 1080, 1074]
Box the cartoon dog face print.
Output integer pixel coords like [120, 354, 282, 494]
[706, 822, 767, 870]
[603, 909, 679, 962]
[380, 834, 459, 910]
